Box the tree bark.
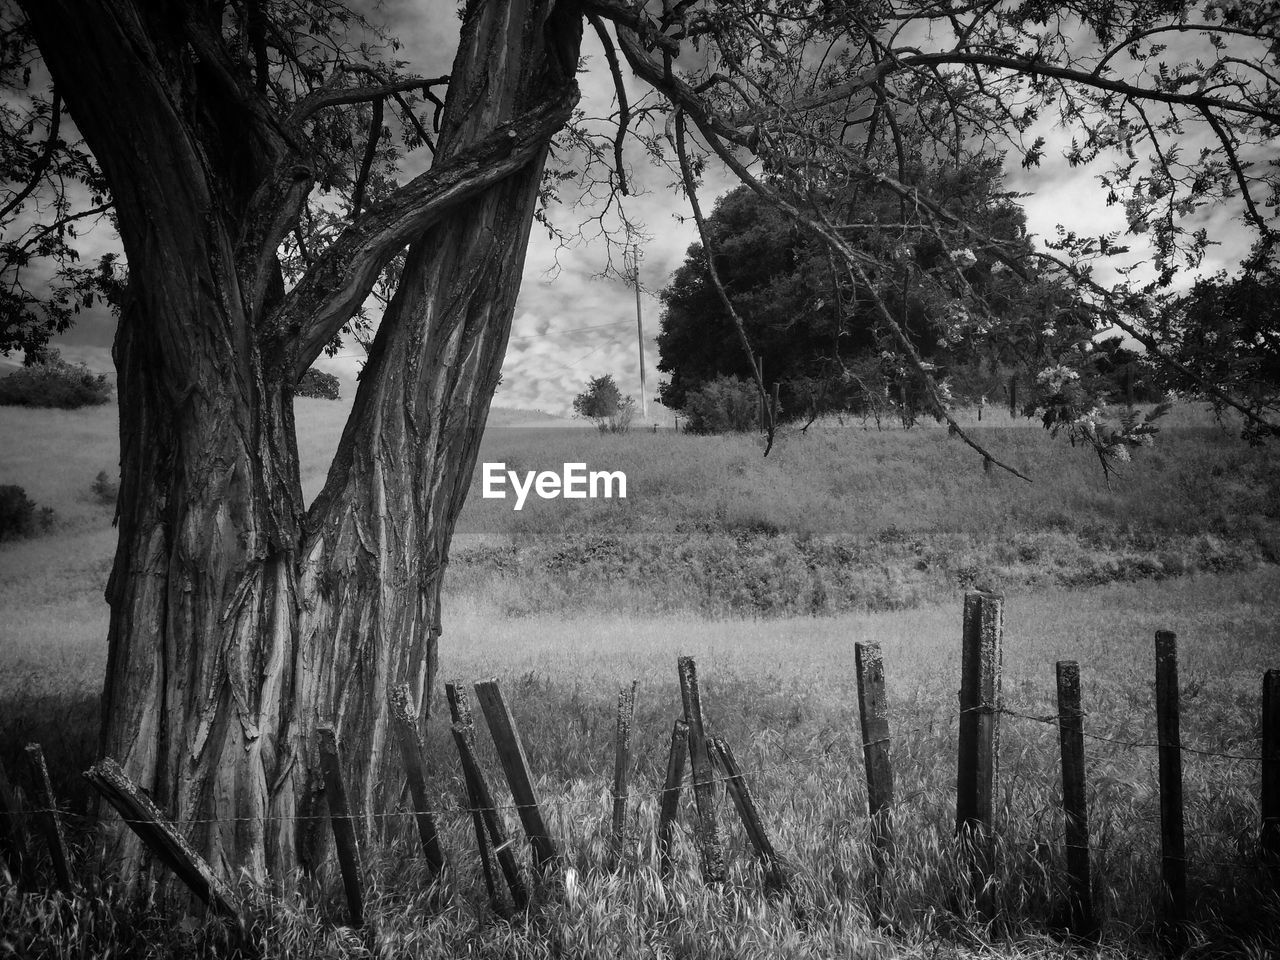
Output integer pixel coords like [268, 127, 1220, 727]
[21, 0, 581, 887]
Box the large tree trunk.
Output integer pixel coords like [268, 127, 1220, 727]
[22, 0, 582, 887]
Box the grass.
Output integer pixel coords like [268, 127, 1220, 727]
[1, 400, 1278, 957]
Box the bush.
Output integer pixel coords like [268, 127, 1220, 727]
[0, 354, 113, 408]
[0, 485, 54, 542]
[682, 375, 759, 434]
[572, 374, 635, 433]
[296, 368, 341, 400]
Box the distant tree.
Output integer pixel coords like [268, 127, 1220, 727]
[1152, 270, 1280, 439]
[296, 368, 341, 401]
[573, 374, 635, 433]
[0, 351, 111, 408]
[656, 169, 1052, 427]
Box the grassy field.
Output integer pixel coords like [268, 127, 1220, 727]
[1, 399, 1278, 957]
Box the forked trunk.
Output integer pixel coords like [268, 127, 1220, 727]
[22, 0, 582, 887]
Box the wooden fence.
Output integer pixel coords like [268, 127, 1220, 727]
[1, 591, 1276, 952]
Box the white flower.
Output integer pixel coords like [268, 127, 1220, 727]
[950, 248, 978, 269]
[1111, 445, 1132, 463]
[1035, 364, 1080, 393]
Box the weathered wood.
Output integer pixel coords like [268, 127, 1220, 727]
[1154, 631, 1187, 950]
[0, 756, 28, 883]
[446, 682, 525, 909]
[1055, 661, 1094, 937]
[1264, 669, 1280, 861]
[317, 725, 365, 928]
[709, 737, 789, 890]
[657, 720, 688, 876]
[677, 656, 725, 883]
[389, 683, 445, 878]
[474, 678, 558, 873]
[611, 680, 638, 859]
[855, 642, 895, 862]
[83, 758, 240, 922]
[24, 743, 72, 894]
[957, 591, 1002, 899]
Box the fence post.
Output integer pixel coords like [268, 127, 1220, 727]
[1055, 661, 1094, 937]
[24, 743, 72, 894]
[709, 736, 792, 899]
[657, 719, 688, 876]
[317, 725, 365, 928]
[389, 683, 445, 878]
[855, 642, 895, 864]
[611, 680, 638, 860]
[1264, 669, 1280, 861]
[474, 679, 558, 873]
[956, 590, 1003, 897]
[677, 656, 726, 883]
[446, 682, 525, 909]
[1154, 630, 1186, 951]
[0, 756, 28, 883]
[84, 759, 241, 925]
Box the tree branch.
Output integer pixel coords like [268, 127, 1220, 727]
[275, 84, 578, 381]
[588, 14, 631, 196]
[0, 91, 61, 222]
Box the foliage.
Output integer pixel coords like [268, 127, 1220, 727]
[572, 374, 635, 433]
[656, 169, 1036, 424]
[0, 484, 52, 541]
[295, 369, 341, 401]
[0, 352, 111, 408]
[681, 374, 759, 434]
[1151, 268, 1280, 440]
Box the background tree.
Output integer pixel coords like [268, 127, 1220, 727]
[5, 0, 1278, 892]
[573, 373, 635, 432]
[1152, 268, 1280, 439]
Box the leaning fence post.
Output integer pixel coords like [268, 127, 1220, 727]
[1154, 631, 1187, 950]
[1055, 661, 1094, 937]
[611, 680, 638, 861]
[657, 720, 688, 876]
[446, 681, 525, 909]
[0, 756, 28, 883]
[474, 679, 558, 873]
[317, 725, 365, 928]
[855, 642, 895, 864]
[1262, 669, 1279, 861]
[677, 656, 725, 883]
[956, 590, 1003, 897]
[24, 743, 72, 894]
[389, 683, 445, 878]
[84, 759, 240, 924]
[709, 736, 793, 899]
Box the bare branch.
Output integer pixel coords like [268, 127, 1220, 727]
[351, 97, 384, 220]
[588, 14, 632, 196]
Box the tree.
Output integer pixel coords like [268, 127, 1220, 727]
[1152, 268, 1280, 439]
[656, 167, 1036, 424]
[573, 373, 635, 432]
[5, 0, 1277, 890]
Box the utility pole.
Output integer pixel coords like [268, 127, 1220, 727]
[627, 242, 648, 422]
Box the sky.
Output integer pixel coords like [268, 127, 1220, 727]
[12, 2, 1266, 419]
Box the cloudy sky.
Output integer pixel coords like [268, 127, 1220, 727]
[17, 1, 1263, 419]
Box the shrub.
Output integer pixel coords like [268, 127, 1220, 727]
[572, 374, 635, 433]
[91, 470, 119, 505]
[682, 375, 759, 434]
[296, 368, 341, 400]
[0, 485, 54, 541]
[0, 354, 113, 408]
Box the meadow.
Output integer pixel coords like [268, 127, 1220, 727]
[1, 398, 1278, 958]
